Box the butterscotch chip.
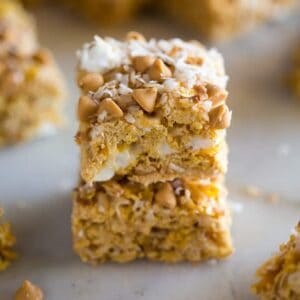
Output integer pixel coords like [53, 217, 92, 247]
[126, 31, 146, 42]
[77, 95, 98, 122]
[132, 56, 155, 73]
[98, 98, 123, 119]
[206, 84, 228, 108]
[14, 280, 44, 300]
[148, 59, 172, 81]
[209, 104, 231, 129]
[79, 73, 104, 93]
[155, 182, 177, 209]
[132, 88, 158, 113]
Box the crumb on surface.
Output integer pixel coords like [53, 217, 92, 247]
[14, 280, 44, 300]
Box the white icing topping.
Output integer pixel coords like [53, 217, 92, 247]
[78, 36, 228, 89]
[94, 149, 135, 182]
[188, 137, 213, 150]
[94, 164, 115, 182]
[115, 150, 132, 168]
[159, 142, 174, 155]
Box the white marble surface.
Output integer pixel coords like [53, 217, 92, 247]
[0, 6, 300, 299]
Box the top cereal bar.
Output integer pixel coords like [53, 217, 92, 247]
[76, 32, 231, 185]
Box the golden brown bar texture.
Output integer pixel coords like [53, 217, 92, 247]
[72, 178, 233, 264]
[0, 208, 17, 271]
[0, 0, 66, 146]
[252, 223, 300, 300]
[76, 32, 230, 185]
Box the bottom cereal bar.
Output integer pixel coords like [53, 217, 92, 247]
[72, 178, 233, 264]
[14, 280, 44, 300]
[0, 208, 17, 271]
[252, 223, 300, 300]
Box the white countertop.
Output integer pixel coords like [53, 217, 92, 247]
[0, 6, 300, 299]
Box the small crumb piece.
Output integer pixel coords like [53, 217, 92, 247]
[155, 182, 177, 209]
[132, 87, 158, 113]
[79, 73, 104, 93]
[14, 280, 44, 300]
[132, 56, 155, 73]
[265, 193, 280, 204]
[243, 185, 263, 198]
[148, 58, 172, 81]
[98, 98, 123, 119]
[77, 95, 98, 122]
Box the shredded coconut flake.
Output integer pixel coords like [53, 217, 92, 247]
[124, 113, 135, 124]
[118, 83, 132, 95]
[77, 35, 228, 90]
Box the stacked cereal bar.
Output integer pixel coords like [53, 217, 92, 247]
[73, 32, 233, 264]
[73, 179, 232, 263]
[162, 0, 296, 40]
[0, 0, 66, 146]
[252, 223, 300, 300]
[0, 208, 17, 271]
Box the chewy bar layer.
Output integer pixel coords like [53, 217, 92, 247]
[63, 0, 145, 26]
[0, 0, 66, 146]
[0, 208, 17, 271]
[72, 177, 233, 264]
[163, 0, 296, 40]
[252, 223, 300, 300]
[76, 32, 231, 185]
